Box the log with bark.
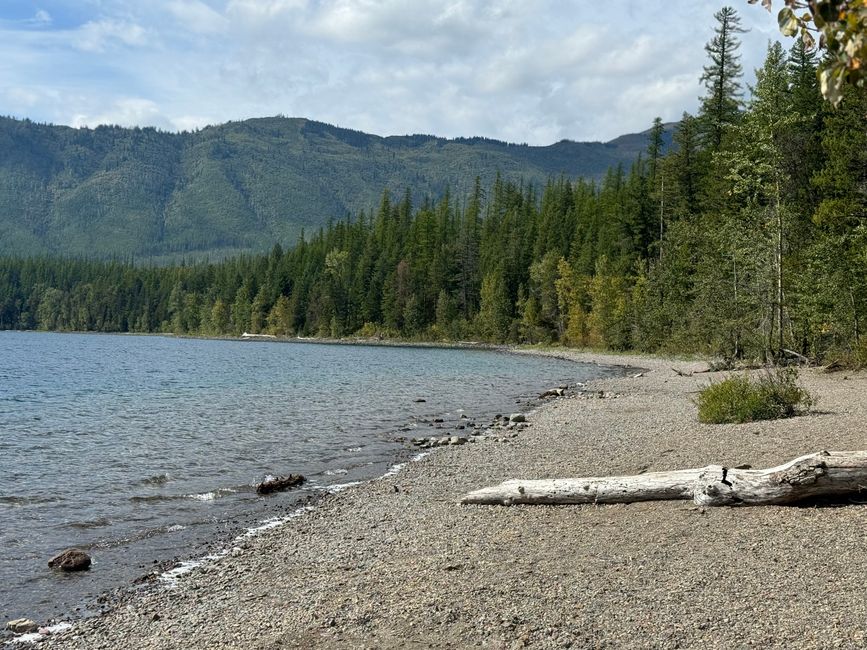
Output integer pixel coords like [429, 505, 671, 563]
[460, 451, 867, 507]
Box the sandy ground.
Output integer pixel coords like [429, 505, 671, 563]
[32, 350, 867, 649]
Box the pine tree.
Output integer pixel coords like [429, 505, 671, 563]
[669, 112, 701, 214]
[699, 6, 747, 150]
[646, 117, 665, 183]
[476, 269, 511, 342]
[716, 42, 793, 358]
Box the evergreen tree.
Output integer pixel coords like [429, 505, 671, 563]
[699, 6, 747, 150]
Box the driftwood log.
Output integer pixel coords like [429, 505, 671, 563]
[461, 451, 867, 507]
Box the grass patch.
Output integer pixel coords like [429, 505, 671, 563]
[696, 368, 815, 424]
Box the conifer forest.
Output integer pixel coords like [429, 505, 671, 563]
[1, 8, 865, 363]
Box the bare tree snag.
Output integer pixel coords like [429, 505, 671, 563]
[460, 451, 867, 507]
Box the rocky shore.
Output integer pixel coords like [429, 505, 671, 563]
[25, 351, 867, 648]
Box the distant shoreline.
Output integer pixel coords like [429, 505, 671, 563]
[1, 327, 505, 349]
[0, 327, 577, 355]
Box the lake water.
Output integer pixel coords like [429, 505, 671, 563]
[0, 332, 620, 624]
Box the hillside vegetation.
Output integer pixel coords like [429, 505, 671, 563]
[2, 9, 865, 364]
[0, 115, 664, 260]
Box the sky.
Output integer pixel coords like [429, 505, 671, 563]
[0, 1, 787, 144]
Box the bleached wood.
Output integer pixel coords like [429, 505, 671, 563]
[461, 451, 867, 507]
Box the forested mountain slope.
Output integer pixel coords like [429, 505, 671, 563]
[0, 116, 668, 260]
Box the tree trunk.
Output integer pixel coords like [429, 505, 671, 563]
[460, 451, 867, 507]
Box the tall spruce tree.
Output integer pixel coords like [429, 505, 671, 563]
[646, 117, 665, 183]
[699, 6, 747, 150]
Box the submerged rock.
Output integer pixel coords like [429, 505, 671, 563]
[256, 474, 305, 495]
[7, 619, 38, 634]
[48, 548, 91, 572]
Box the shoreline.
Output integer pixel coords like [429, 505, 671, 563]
[0, 328, 509, 352]
[21, 350, 867, 648]
[2, 341, 618, 643]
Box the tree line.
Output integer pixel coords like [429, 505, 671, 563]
[1, 7, 865, 363]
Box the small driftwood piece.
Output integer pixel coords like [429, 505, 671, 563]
[461, 451, 867, 507]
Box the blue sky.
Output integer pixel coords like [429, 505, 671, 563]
[0, 1, 786, 143]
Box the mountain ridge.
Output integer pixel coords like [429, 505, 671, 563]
[0, 115, 672, 260]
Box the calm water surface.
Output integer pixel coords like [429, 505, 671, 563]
[0, 332, 620, 623]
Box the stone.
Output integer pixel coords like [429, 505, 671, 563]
[48, 548, 91, 572]
[7, 619, 38, 634]
[256, 474, 305, 495]
[509, 413, 527, 423]
[414, 398, 426, 403]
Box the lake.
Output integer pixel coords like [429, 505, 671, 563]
[0, 332, 620, 623]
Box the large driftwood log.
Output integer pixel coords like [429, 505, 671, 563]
[461, 451, 867, 507]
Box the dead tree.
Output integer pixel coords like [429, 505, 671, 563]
[461, 451, 867, 507]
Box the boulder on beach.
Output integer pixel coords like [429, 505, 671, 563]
[6, 619, 38, 634]
[509, 413, 527, 423]
[48, 548, 91, 572]
[256, 474, 305, 495]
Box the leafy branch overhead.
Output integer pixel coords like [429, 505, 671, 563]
[749, 0, 867, 104]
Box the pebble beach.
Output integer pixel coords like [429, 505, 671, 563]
[26, 350, 867, 649]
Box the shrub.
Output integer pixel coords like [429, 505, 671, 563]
[696, 368, 815, 424]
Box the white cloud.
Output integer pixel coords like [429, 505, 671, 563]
[71, 98, 175, 130]
[33, 10, 52, 26]
[73, 19, 150, 52]
[165, 0, 229, 35]
[0, 1, 790, 143]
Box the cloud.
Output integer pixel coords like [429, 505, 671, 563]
[73, 19, 150, 52]
[33, 10, 52, 26]
[165, 0, 229, 35]
[0, 1, 790, 143]
[71, 98, 175, 130]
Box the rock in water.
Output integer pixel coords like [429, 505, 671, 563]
[48, 548, 91, 572]
[6, 619, 38, 634]
[256, 474, 305, 495]
[509, 413, 527, 423]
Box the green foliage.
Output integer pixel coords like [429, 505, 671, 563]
[0, 116, 661, 261]
[696, 368, 815, 423]
[749, 0, 867, 105]
[699, 6, 747, 149]
[0, 9, 865, 362]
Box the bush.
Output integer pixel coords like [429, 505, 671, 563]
[696, 368, 815, 424]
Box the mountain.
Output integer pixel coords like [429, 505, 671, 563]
[0, 115, 672, 260]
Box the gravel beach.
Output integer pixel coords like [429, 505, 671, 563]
[31, 350, 867, 649]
